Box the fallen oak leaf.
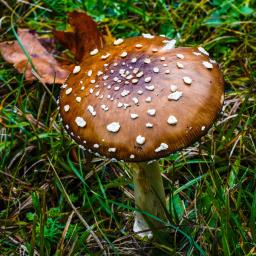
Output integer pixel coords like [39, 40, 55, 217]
[54, 11, 108, 61]
[0, 29, 70, 84]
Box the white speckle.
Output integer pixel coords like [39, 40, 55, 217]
[119, 70, 125, 76]
[64, 105, 70, 112]
[167, 115, 177, 125]
[61, 83, 67, 89]
[123, 103, 130, 109]
[81, 86, 85, 90]
[73, 65, 81, 74]
[113, 77, 119, 82]
[144, 77, 152, 83]
[76, 96, 82, 102]
[147, 109, 156, 116]
[155, 143, 168, 152]
[165, 69, 170, 74]
[114, 86, 120, 91]
[121, 90, 130, 97]
[145, 85, 155, 91]
[132, 79, 139, 84]
[168, 91, 183, 101]
[198, 47, 209, 56]
[131, 58, 137, 63]
[131, 113, 139, 119]
[136, 135, 145, 145]
[170, 85, 177, 92]
[65, 88, 72, 95]
[202, 61, 213, 69]
[125, 81, 129, 84]
[97, 70, 103, 76]
[201, 126, 206, 131]
[136, 71, 144, 78]
[193, 51, 201, 56]
[113, 38, 124, 45]
[133, 68, 139, 74]
[87, 70, 93, 77]
[87, 105, 96, 116]
[104, 63, 109, 67]
[65, 124, 69, 130]
[160, 56, 166, 61]
[107, 122, 120, 133]
[146, 123, 153, 128]
[176, 62, 184, 69]
[132, 97, 139, 105]
[210, 59, 217, 64]
[183, 76, 192, 85]
[93, 144, 100, 148]
[163, 63, 168, 67]
[176, 53, 184, 59]
[153, 67, 159, 73]
[95, 91, 100, 96]
[126, 74, 133, 80]
[117, 102, 123, 108]
[90, 48, 99, 56]
[161, 39, 176, 51]
[108, 148, 117, 152]
[101, 104, 109, 111]
[135, 44, 143, 48]
[90, 79, 96, 84]
[89, 88, 94, 94]
[103, 75, 109, 80]
[137, 90, 143, 95]
[130, 154, 135, 159]
[152, 48, 158, 52]
[144, 58, 151, 64]
[145, 96, 152, 102]
[120, 51, 128, 58]
[101, 53, 111, 60]
[142, 33, 154, 39]
[75, 117, 86, 127]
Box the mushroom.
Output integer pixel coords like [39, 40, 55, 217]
[59, 35, 224, 239]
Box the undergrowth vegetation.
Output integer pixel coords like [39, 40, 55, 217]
[0, 0, 255, 255]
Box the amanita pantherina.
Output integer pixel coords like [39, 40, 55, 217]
[59, 35, 224, 238]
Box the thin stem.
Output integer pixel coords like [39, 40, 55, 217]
[130, 161, 167, 238]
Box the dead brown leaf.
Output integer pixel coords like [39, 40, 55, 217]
[0, 11, 114, 84]
[54, 11, 111, 61]
[0, 29, 70, 84]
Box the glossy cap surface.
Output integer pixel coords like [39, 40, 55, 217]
[59, 35, 224, 161]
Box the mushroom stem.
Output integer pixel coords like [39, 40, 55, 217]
[130, 161, 167, 238]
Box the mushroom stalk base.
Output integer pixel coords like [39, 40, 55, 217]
[130, 161, 167, 239]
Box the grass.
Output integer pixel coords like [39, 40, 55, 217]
[0, 0, 255, 255]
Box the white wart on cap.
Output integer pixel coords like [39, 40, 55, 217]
[59, 35, 224, 162]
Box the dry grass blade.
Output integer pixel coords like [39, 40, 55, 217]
[48, 157, 106, 255]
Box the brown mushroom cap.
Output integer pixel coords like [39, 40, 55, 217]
[59, 35, 224, 162]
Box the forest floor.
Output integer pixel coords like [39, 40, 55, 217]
[0, 0, 255, 255]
